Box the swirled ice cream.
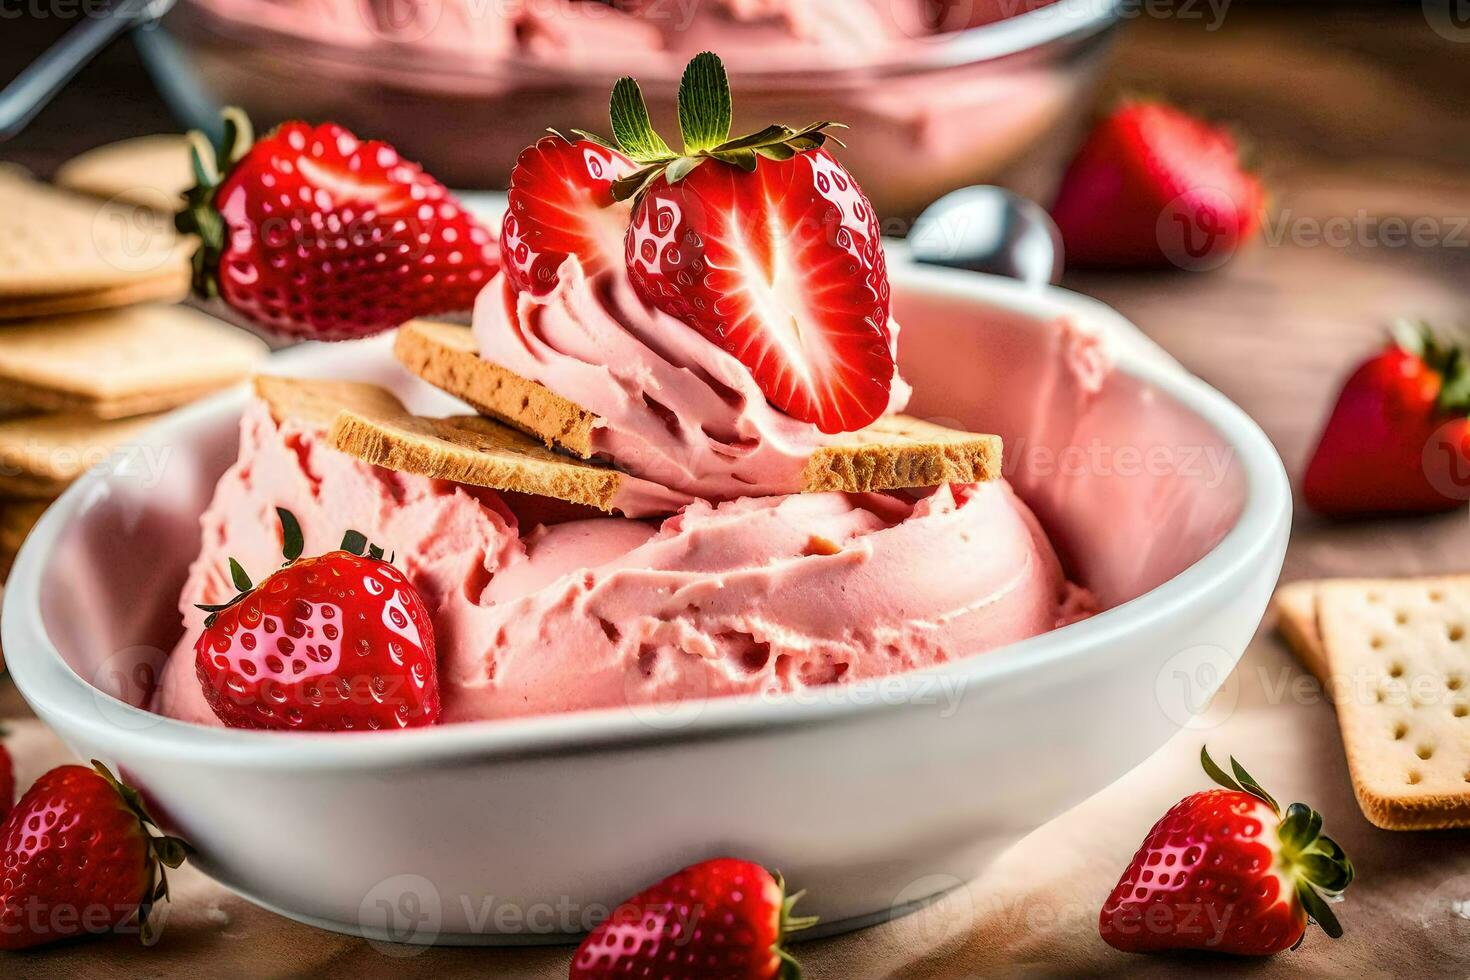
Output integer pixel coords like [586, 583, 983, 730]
[151, 396, 1091, 725]
[473, 257, 914, 500]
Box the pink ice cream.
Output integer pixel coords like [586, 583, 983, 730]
[183, 0, 1024, 70]
[151, 399, 1090, 725]
[473, 258, 912, 500]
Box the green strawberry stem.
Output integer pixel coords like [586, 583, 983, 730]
[176, 107, 255, 298]
[1200, 747, 1354, 939]
[1390, 319, 1470, 414]
[89, 761, 192, 944]
[196, 510, 395, 625]
[576, 52, 843, 205]
[774, 871, 818, 980]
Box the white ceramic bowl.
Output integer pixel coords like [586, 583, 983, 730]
[3, 261, 1289, 944]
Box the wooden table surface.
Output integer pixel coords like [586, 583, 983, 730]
[3, 3, 1470, 977]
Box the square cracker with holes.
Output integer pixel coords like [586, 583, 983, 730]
[1281, 577, 1470, 830]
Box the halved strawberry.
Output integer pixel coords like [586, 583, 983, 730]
[501, 135, 637, 295]
[605, 53, 894, 434]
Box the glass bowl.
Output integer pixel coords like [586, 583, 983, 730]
[154, 0, 1121, 220]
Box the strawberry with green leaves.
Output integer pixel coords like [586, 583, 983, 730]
[1100, 748, 1354, 956]
[0, 762, 189, 951]
[1305, 321, 1470, 517]
[584, 52, 895, 434]
[193, 508, 439, 732]
[177, 110, 499, 341]
[571, 857, 816, 979]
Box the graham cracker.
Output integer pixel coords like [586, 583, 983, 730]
[1283, 576, 1470, 830]
[0, 499, 48, 580]
[0, 305, 267, 419]
[394, 319, 598, 457]
[53, 135, 193, 211]
[257, 376, 680, 514]
[0, 411, 162, 498]
[0, 276, 189, 320]
[395, 319, 1003, 492]
[0, 170, 190, 318]
[253, 375, 409, 429]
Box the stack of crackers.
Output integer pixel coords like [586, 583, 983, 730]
[0, 153, 267, 662]
[1275, 577, 1470, 830]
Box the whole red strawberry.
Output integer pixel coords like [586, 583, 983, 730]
[0, 728, 12, 823]
[1050, 101, 1263, 271]
[502, 135, 636, 295]
[0, 762, 189, 951]
[1100, 748, 1353, 956]
[1305, 322, 1470, 517]
[571, 858, 816, 979]
[194, 509, 439, 732]
[593, 52, 894, 434]
[177, 110, 499, 341]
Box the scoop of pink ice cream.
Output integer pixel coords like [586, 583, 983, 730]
[152, 398, 1090, 726]
[473, 259, 913, 501]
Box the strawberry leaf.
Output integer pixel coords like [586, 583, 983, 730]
[340, 529, 368, 556]
[1390, 318, 1427, 359]
[717, 124, 797, 152]
[710, 147, 760, 172]
[277, 507, 303, 562]
[755, 144, 799, 163]
[1278, 801, 1322, 852]
[218, 106, 254, 167]
[1228, 755, 1279, 814]
[568, 128, 621, 152]
[610, 77, 674, 164]
[228, 558, 252, 593]
[677, 51, 732, 155]
[665, 155, 706, 184]
[1199, 745, 1242, 793]
[1295, 880, 1344, 939]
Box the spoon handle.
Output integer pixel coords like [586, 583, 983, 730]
[0, 0, 171, 142]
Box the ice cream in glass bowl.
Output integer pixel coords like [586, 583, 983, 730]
[157, 0, 1121, 217]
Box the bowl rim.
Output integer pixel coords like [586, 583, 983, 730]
[2, 263, 1290, 771]
[166, 0, 1123, 84]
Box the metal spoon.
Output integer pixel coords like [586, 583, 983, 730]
[0, 0, 176, 142]
[907, 185, 1064, 287]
